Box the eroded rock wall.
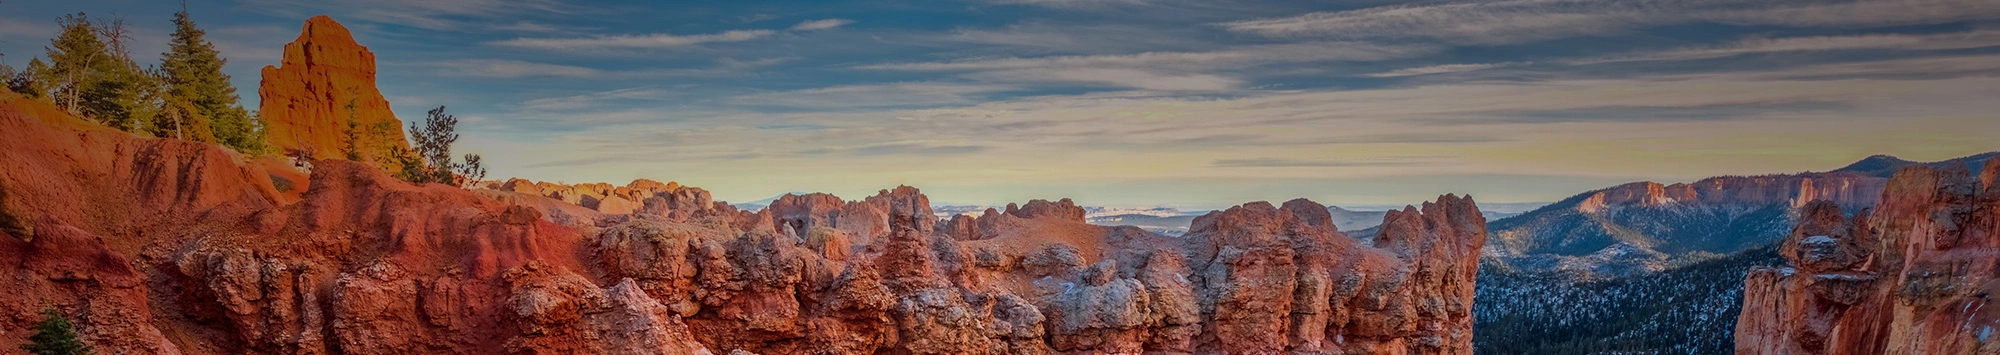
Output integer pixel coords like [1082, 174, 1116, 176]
[1737, 162, 2000, 355]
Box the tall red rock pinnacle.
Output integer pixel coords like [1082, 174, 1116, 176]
[259, 15, 410, 162]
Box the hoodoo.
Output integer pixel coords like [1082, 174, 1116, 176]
[1736, 162, 2000, 355]
[258, 16, 409, 163]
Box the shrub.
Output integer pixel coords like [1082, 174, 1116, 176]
[21, 307, 90, 355]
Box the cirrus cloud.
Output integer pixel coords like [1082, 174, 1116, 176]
[490, 29, 776, 50]
[791, 19, 855, 31]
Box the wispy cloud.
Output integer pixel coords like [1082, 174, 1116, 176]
[201, 25, 299, 64]
[1222, 0, 2000, 45]
[491, 29, 776, 51]
[986, 0, 1149, 8]
[791, 19, 855, 31]
[938, 23, 1201, 54]
[798, 141, 990, 156]
[1468, 100, 1851, 124]
[730, 82, 1020, 109]
[965, 68, 1242, 91]
[861, 42, 1434, 71]
[1213, 156, 1456, 168]
[423, 56, 791, 79]
[519, 87, 676, 111]
[426, 59, 602, 78]
[1572, 30, 2000, 64]
[236, 0, 576, 32]
[489, 21, 589, 34]
[856, 42, 1434, 90]
[1756, 53, 2000, 79]
[0, 15, 56, 41]
[1368, 63, 1515, 77]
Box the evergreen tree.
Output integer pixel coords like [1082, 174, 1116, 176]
[41, 13, 114, 117]
[92, 14, 164, 133]
[20, 307, 90, 355]
[407, 106, 461, 184]
[40, 13, 156, 131]
[160, 7, 257, 151]
[402, 106, 484, 187]
[341, 98, 363, 161]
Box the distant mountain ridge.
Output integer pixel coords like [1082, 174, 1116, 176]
[1487, 152, 1998, 275]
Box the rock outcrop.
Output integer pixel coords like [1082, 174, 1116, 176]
[1736, 162, 2000, 355]
[492, 178, 739, 222]
[259, 16, 410, 163]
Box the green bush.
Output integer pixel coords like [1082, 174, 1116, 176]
[21, 307, 91, 355]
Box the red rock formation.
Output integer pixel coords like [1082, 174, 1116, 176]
[1176, 197, 1483, 354]
[486, 177, 739, 224]
[0, 87, 715, 354]
[1574, 175, 1889, 214]
[1011, 198, 1086, 222]
[1, 75, 1489, 353]
[1737, 162, 2000, 355]
[259, 16, 411, 163]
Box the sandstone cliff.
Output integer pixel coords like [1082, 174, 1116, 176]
[258, 16, 410, 163]
[1736, 162, 2000, 355]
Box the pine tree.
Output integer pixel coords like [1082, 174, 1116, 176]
[407, 106, 461, 184]
[40, 13, 157, 131]
[402, 106, 484, 187]
[42, 13, 114, 118]
[20, 307, 90, 355]
[92, 14, 164, 133]
[160, 7, 257, 151]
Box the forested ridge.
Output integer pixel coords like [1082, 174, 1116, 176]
[1474, 246, 1781, 354]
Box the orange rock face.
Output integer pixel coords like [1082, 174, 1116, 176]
[259, 16, 410, 162]
[1736, 162, 2000, 355]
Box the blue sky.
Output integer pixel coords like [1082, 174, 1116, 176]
[3, 0, 1998, 208]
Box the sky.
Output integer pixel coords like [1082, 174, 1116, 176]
[2, 0, 1998, 209]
